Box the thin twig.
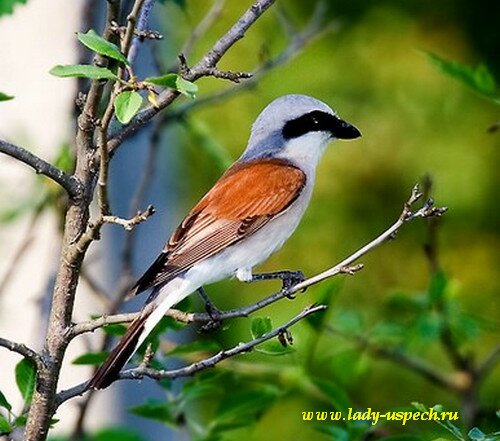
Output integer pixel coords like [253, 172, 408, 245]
[162, 1, 336, 124]
[107, 0, 277, 153]
[71, 185, 446, 338]
[58, 304, 326, 404]
[289, 185, 447, 293]
[102, 205, 156, 231]
[0, 140, 81, 200]
[127, 0, 157, 64]
[0, 337, 42, 368]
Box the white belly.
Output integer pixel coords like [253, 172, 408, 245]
[183, 182, 314, 287]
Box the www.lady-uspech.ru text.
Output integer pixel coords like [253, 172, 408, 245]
[302, 408, 459, 426]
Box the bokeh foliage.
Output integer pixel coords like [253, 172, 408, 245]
[1, 0, 498, 440]
[142, 0, 499, 439]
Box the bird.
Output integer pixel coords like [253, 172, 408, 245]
[88, 94, 361, 390]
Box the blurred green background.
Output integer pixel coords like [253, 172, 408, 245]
[139, 0, 500, 439]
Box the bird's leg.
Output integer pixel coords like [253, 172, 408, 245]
[197, 287, 222, 332]
[248, 270, 306, 299]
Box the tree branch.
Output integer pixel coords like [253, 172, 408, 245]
[57, 304, 326, 404]
[0, 139, 81, 200]
[160, 1, 337, 124]
[0, 337, 42, 368]
[71, 184, 446, 338]
[289, 185, 447, 293]
[107, 0, 277, 153]
[103, 205, 156, 231]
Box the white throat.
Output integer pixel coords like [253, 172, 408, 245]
[276, 132, 332, 175]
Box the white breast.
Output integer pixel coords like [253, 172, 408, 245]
[184, 181, 315, 286]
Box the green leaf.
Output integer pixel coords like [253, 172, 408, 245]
[114, 91, 143, 124]
[167, 339, 221, 356]
[424, 51, 499, 100]
[0, 0, 28, 17]
[251, 316, 273, 339]
[255, 340, 295, 356]
[0, 414, 11, 434]
[145, 73, 198, 98]
[102, 323, 128, 336]
[0, 91, 14, 101]
[14, 415, 26, 427]
[129, 400, 176, 426]
[15, 359, 36, 403]
[50, 64, 119, 80]
[77, 29, 129, 65]
[72, 351, 108, 365]
[0, 391, 12, 412]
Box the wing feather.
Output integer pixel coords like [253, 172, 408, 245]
[130, 158, 306, 295]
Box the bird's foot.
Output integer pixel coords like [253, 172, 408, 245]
[250, 270, 306, 299]
[197, 287, 223, 333]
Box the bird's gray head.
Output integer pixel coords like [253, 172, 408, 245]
[240, 95, 361, 168]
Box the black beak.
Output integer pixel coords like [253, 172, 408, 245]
[332, 118, 362, 140]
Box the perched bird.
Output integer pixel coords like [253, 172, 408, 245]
[88, 94, 361, 390]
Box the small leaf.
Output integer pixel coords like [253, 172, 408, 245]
[145, 73, 198, 98]
[167, 340, 221, 356]
[102, 323, 127, 336]
[0, 414, 11, 434]
[251, 316, 273, 339]
[14, 415, 26, 427]
[255, 340, 295, 356]
[77, 29, 129, 65]
[0, 91, 14, 101]
[50, 64, 118, 80]
[0, 391, 12, 411]
[114, 91, 143, 124]
[175, 76, 198, 98]
[15, 359, 36, 403]
[72, 351, 108, 365]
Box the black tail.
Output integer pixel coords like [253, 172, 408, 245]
[87, 308, 153, 390]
